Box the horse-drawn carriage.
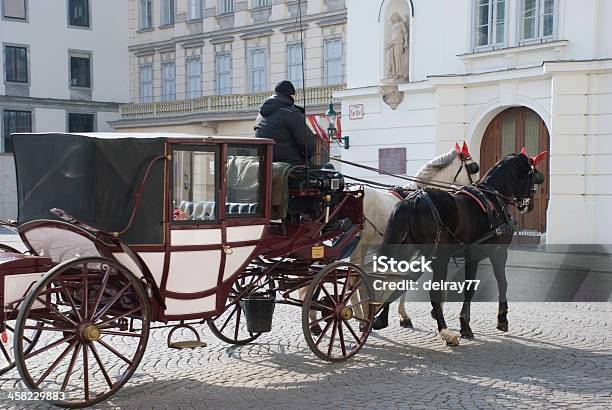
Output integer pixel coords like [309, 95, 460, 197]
[0, 133, 373, 408]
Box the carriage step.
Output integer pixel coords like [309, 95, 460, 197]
[167, 324, 206, 349]
[168, 340, 207, 349]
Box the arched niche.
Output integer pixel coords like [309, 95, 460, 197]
[378, 0, 412, 83]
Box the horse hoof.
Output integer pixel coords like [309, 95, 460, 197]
[440, 328, 460, 346]
[372, 316, 389, 330]
[497, 322, 509, 332]
[400, 318, 413, 328]
[310, 324, 322, 336]
[460, 328, 475, 339]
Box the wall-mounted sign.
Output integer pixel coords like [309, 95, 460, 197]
[349, 104, 364, 120]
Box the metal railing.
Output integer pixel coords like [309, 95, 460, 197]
[119, 85, 344, 120]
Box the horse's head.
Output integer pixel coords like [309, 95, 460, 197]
[453, 141, 480, 185]
[481, 148, 547, 214]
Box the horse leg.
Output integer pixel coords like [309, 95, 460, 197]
[491, 249, 509, 332]
[397, 293, 413, 328]
[459, 256, 478, 339]
[372, 303, 390, 330]
[431, 257, 459, 346]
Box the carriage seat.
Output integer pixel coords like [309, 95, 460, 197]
[179, 201, 258, 220]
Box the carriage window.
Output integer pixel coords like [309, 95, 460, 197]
[173, 149, 217, 221]
[226, 146, 263, 217]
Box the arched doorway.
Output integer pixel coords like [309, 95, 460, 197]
[480, 107, 550, 244]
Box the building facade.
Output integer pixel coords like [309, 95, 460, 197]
[111, 0, 347, 137]
[0, 0, 130, 219]
[338, 0, 612, 247]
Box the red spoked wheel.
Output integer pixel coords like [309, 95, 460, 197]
[207, 270, 272, 345]
[14, 257, 151, 408]
[302, 262, 374, 362]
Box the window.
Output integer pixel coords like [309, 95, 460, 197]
[172, 149, 217, 222]
[474, 0, 506, 48]
[378, 148, 406, 175]
[324, 38, 343, 85]
[287, 44, 303, 89]
[139, 65, 153, 103]
[2, 110, 31, 153]
[68, 113, 95, 132]
[226, 146, 263, 217]
[161, 0, 174, 25]
[521, 0, 555, 41]
[186, 57, 202, 99]
[2, 0, 26, 20]
[70, 52, 91, 88]
[68, 0, 89, 27]
[252, 0, 271, 8]
[161, 62, 176, 101]
[218, 0, 234, 14]
[4, 45, 28, 83]
[215, 53, 231, 95]
[187, 0, 202, 19]
[249, 47, 266, 92]
[139, 0, 153, 29]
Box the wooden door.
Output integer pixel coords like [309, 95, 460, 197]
[480, 107, 550, 244]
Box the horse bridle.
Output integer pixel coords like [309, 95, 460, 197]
[453, 154, 479, 185]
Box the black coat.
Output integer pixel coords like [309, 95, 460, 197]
[254, 94, 316, 166]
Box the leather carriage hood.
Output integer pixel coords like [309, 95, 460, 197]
[259, 94, 295, 116]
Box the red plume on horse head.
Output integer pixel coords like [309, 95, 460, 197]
[520, 147, 548, 166]
[455, 141, 472, 160]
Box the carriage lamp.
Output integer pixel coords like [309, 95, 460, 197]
[325, 102, 350, 150]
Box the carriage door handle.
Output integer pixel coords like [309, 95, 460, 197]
[223, 245, 233, 255]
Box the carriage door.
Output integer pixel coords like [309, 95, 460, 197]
[480, 107, 550, 245]
[166, 145, 222, 317]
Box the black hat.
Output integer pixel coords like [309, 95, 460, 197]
[274, 80, 296, 96]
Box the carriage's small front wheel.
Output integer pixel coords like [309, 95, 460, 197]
[302, 262, 374, 362]
[207, 270, 270, 345]
[14, 257, 151, 408]
[0, 318, 42, 375]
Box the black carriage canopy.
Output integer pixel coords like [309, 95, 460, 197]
[12, 133, 166, 244]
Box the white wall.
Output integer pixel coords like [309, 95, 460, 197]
[0, 0, 130, 102]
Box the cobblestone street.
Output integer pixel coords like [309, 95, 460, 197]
[1, 302, 611, 409]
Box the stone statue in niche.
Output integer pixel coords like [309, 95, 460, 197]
[384, 12, 408, 83]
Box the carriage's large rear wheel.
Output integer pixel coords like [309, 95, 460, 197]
[0, 318, 42, 375]
[14, 257, 150, 408]
[207, 270, 271, 345]
[302, 262, 374, 362]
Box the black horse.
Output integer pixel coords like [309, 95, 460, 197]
[372, 150, 546, 345]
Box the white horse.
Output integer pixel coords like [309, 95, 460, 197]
[350, 143, 480, 328]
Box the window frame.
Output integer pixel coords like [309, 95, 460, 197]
[323, 37, 343, 86]
[218, 0, 235, 15]
[519, 0, 557, 44]
[225, 144, 265, 219]
[67, 0, 90, 29]
[67, 112, 96, 133]
[286, 43, 304, 89]
[187, 0, 203, 20]
[139, 63, 153, 103]
[4, 44, 29, 84]
[2, 109, 32, 153]
[472, 0, 507, 52]
[186, 56, 202, 99]
[139, 0, 153, 30]
[248, 46, 267, 93]
[69, 50, 92, 89]
[251, 0, 271, 9]
[170, 144, 221, 226]
[2, 0, 27, 21]
[161, 61, 176, 101]
[215, 52, 232, 95]
[160, 0, 175, 26]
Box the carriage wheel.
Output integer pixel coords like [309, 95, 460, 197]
[14, 257, 151, 408]
[0, 319, 42, 375]
[302, 262, 374, 363]
[207, 271, 270, 345]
